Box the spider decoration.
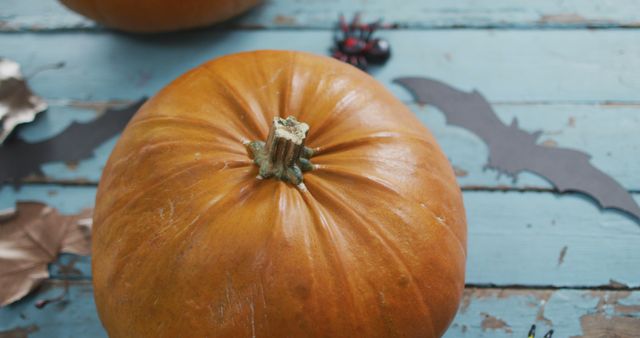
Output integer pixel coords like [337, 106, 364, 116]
[528, 324, 553, 338]
[331, 14, 393, 70]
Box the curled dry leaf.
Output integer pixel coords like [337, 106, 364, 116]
[0, 202, 92, 307]
[0, 57, 48, 144]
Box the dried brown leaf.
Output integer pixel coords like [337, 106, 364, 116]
[0, 202, 92, 306]
[0, 58, 48, 144]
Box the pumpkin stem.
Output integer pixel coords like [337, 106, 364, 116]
[247, 116, 314, 185]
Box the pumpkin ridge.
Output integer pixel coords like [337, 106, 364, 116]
[117, 141, 249, 166]
[287, 74, 338, 141]
[255, 183, 332, 335]
[301, 127, 465, 247]
[300, 90, 362, 145]
[94, 175, 262, 334]
[298, 189, 363, 333]
[309, 166, 466, 257]
[93, 51, 466, 338]
[103, 141, 251, 195]
[172, 180, 321, 335]
[200, 66, 270, 140]
[312, 156, 421, 169]
[305, 173, 466, 336]
[313, 131, 431, 156]
[278, 53, 297, 120]
[127, 115, 243, 145]
[99, 160, 216, 217]
[304, 176, 438, 336]
[247, 51, 292, 122]
[96, 161, 251, 228]
[99, 170, 256, 290]
[261, 53, 370, 143]
[166, 178, 262, 244]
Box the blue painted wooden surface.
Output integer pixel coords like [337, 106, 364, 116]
[3, 30, 640, 102]
[1, 282, 639, 337]
[3, 0, 640, 31]
[11, 101, 640, 191]
[2, 0, 640, 337]
[3, 186, 639, 287]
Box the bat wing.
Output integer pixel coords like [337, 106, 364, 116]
[526, 146, 640, 220]
[36, 98, 146, 163]
[394, 77, 507, 144]
[395, 76, 640, 222]
[0, 99, 146, 184]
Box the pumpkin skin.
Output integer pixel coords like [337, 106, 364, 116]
[59, 0, 261, 33]
[93, 50, 467, 338]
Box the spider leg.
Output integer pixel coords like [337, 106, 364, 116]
[365, 19, 382, 42]
[348, 55, 359, 67]
[357, 20, 368, 40]
[528, 324, 536, 338]
[338, 14, 350, 41]
[350, 12, 362, 30]
[350, 13, 362, 38]
[357, 55, 368, 70]
[339, 14, 348, 33]
[332, 51, 348, 62]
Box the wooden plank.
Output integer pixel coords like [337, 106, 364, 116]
[11, 101, 640, 191]
[3, 185, 639, 287]
[464, 190, 640, 287]
[0, 281, 106, 338]
[1, 282, 639, 337]
[449, 287, 640, 338]
[49, 254, 91, 281]
[424, 102, 640, 192]
[2, 30, 640, 103]
[3, 0, 640, 31]
[0, 185, 95, 214]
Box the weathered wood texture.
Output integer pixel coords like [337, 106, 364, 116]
[1, 282, 638, 338]
[3, 186, 639, 288]
[2, 0, 640, 336]
[5, 28, 640, 193]
[3, 30, 640, 103]
[10, 100, 640, 191]
[3, 0, 640, 31]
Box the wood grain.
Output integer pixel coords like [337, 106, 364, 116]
[2, 30, 640, 103]
[2, 0, 640, 335]
[3, 186, 638, 287]
[10, 101, 640, 192]
[1, 281, 638, 338]
[3, 0, 640, 31]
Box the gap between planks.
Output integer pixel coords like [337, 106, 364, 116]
[4, 25, 640, 34]
[13, 181, 640, 195]
[42, 277, 640, 291]
[4, 0, 640, 32]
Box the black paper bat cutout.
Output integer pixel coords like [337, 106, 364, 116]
[394, 77, 640, 221]
[0, 99, 146, 185]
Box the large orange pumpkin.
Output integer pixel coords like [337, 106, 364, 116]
[60, 0, 261, 33]
[93, 50, 467, 338]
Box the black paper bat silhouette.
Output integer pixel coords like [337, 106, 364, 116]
[394, 77, 640, 221]
[0, 99, 146, 185]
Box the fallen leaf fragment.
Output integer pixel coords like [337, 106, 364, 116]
[0, 202, 92, 306]
[0, 58, 48, 144]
